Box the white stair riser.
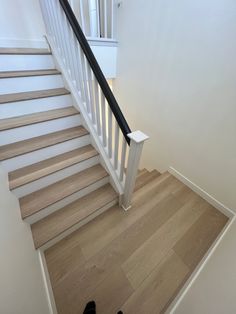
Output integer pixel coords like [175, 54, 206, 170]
[0, 75, 64, 95]
[0, 55, 55, 71]
[12, 155, 99, 197]
[0, 115, 81, 145]
[1, 135, 90, 172]
[39, 198, 118, 251]
[0, 95, 73, 119]
[25, 176, 109, 224]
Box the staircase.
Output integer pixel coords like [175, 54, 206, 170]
[0, 47, 118, 250]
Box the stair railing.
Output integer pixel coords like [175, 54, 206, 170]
[73, 0, 116, 40]
[40, 0, 148, 210]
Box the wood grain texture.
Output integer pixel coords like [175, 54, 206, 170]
[173, 205, 228, 270]
[0, 88, 70, 104]
[0, 69, 60, 78]
[20, 164, 108, 218]
[0, 107, 78, 131]
[0, 48, 51, 55]
[121, 250, 189, 314]
[31, 184, 117, 249]
[135, 169, 161, 191]
[44, 172, 228, 314]
[9, 145, 97, 189]
[0, 126, 88, 161]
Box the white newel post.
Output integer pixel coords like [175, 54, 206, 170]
[122, 131, 149, 210]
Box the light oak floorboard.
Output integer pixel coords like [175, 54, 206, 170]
[45, 173, 228, 314]
[0, 126, 88, 161]
[0, 88, 70, 104]
[0, 107, 78, 131]
[121, 250, 189, 314]
[9, 145, 96, 189]
[0, 48, 51, 55]
[32, 184, 117, 249]
[20, 164, 107, 218]
[173, 204, 228, 270]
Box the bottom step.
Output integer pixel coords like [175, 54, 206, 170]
[31, 184, 118, 249]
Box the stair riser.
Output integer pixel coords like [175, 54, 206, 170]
[0, 75, 63, 95]
[12, 155, 100, 197]
[1, 135, 91, 172]
[38, 198, 118, 250]
[0, 55, 55, 71]
[0, 115, 81, 145]
[0, 95, 73, 119]
[25, 177, 109, 224]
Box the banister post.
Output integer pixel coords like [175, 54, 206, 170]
[122, 130, 149, 211]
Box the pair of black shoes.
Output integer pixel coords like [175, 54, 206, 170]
[83, 301, 123, 314]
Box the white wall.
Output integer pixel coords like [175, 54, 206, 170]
[113, 0, 236, 211]
[0, 168, 50, 314]
[0, 0, 46, 47]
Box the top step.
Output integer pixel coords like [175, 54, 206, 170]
[0, 48, 51, 55]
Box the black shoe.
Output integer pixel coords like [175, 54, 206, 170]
[117, 311, 123, 314]
[83, 301, 96, 314]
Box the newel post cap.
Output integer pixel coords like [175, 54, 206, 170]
[127, 130, 149, 143]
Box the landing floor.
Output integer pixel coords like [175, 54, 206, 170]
[45, 172, 228, 314]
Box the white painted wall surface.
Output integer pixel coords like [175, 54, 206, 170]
[113, 0, 236, 211]
[0, 0, 46, 47]
[0, 168, 50, 314]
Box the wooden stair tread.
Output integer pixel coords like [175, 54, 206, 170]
[19, 164, 108, 219]
[0, 69, 60, 78]
[9, 145, 98, 189]
[0, 48, 51, 55]
[31, 184, 117, 248]
[0, 107, 79, 131]
[0, 126, 88, 161]
[135, 170, 160, 191]
[0, 88, 70, 104]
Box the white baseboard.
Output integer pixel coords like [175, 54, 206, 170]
[169, 167, 235, 219]
[38, 250, 58, 314]
[0, 37, 48, 48]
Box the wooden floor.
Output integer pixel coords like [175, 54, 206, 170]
[45, 170, 228, 314]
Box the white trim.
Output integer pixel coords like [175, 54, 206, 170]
[87, 37, 118, 47]
[0, 38, 48, 48]
[169, 167, 235, 218]
[168, 215, 236, 314]
[38, 250, 58, 314]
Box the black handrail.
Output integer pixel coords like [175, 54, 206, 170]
[59, 0, 131, 145]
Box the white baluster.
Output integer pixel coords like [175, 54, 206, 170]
[122, 131, 149, 210]
[87, 67, 96, 123]
[93, 79, 101, 135]
[96, 0, 101, 37]
[119, 136, 127, 181]
[101, 92, 107, 146]
[104, 0, 108, 38]
[111, 0, 114, 39]
[108, 107, 113, 158]
[114, 122, 119, 170]
[79, 0, 86, 33]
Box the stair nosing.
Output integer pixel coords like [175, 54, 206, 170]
[0, 48, 51, 55]
[0, 107, 79, 131]
[0, 88, 70, 105]
[0, 126, 89, 161]
[31, 184, 118, 248]
[20, 165, 108, 219]
[9, 145, 98, 190]
[0, 69, 61, 79]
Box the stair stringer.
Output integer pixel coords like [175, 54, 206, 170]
[46, 35, 124, 196]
